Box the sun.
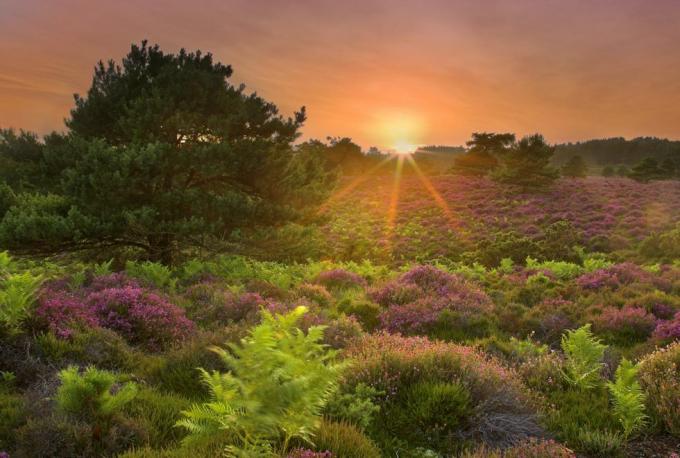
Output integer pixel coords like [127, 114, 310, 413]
[392, 139, 417, 154]
[370, 110, 425, 154]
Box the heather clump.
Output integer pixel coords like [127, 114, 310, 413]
[373, 265, 494, 340]
[592, 306, 657, 344]
[345, 333, 540, 454]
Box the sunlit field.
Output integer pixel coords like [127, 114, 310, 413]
[2, 2, 680, 456]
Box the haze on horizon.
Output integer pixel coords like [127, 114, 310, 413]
[2, 0, 680, 150]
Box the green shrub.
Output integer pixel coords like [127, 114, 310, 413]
[385, 380, 471, 450]
[336, 291, 381, 331]
[37, 327, 139, 371]
[561, 324, 606, 390]
[56, 365, 138, 439]
[0, 387, 26, 450]
[573, 429, 624, 456]
[312, 419, 381, 458]
[124, 387, 192, 447]
[637, 341, 680, 436]
[606, 358, 647, 438]
[0, 271, 42, 334]
[324, 383, 382, 430]
[142, 327, 245, 399]
[176, 306, 347, 454]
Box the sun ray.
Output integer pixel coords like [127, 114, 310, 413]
[384, 154, 405, 254]
[317, 155, 395, 215]
[405, 154, 461, 231]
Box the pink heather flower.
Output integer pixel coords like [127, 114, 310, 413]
[35, 289, 99, 339]
[652, 311, 680, 343]
[86, 286, 194, 351]
[315, 269, 366, 290]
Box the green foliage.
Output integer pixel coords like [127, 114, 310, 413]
[56, 365, 138, 424]
[606, 358, 647, 438]
[491, 134, 559, 191]
[312, 419, 382, 458]
[93, 259, 114, 277]
[449, 132, 515, 176]
[324, 383, 382, 430]
[561, 155, 588, 178]
[336, 290, 381, 331]
[0, 270, 42, 333]
[124, 387, 193, 447]
[638, 223, 680, 262]
[628, 157, 666, 182]
[126, 260, 177, 291]
[375, 380, 472, 455]
[573, 429, 624, 456]
[0, 386, 26, 450]
[176, 306, 347, 454]
[560, 325, 607, 390]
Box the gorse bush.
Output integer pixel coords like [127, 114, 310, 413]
[0, 271, 42, 334]
[606, 358, 647, 438]
[324, 383, 382, 430]
[560, 324, 606, 390]
[176, 306, 347, 455]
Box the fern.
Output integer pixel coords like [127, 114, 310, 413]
[93, 259, 114, 277]
[126, 260, 176, 290]
[561, 324, 607, 390]
[56, 365, 138, 421]
[176, 306, 348, 455]
[0, 271, 42, 334]
[607, 358, 647, 438]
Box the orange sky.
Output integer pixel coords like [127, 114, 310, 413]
[2, 0, 680, 149]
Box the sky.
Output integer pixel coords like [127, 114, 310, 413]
[2, 0, 680, 150]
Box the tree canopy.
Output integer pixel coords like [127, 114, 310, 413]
[450, 132, 515, 176]
[0, 41, 333, 264]
[491, 134, 560, 191]
[561, 155, 588, 178]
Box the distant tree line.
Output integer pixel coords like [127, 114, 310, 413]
[553, 137, 680, 167]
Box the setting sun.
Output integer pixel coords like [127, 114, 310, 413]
[370, 111, 426, 152]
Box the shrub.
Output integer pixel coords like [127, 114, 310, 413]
[35, 290, 98, 339]
[312, 420, 380, 458]
[561, 325, 606, 390]
[295, 283, 333, 307]
[652, 311, 680, 344]
[336, 291, 381, 331]
[87, 286, 194, 351]
[176, 306, 347, 454]
[324, 383, 382, 431]
[593, 306, 656, 344]
[385, 380, 472, 449]
[464, 438, 576, 458]
[606, 358, 647, 438]
[314, 269, 366, 291]
[0, 387, 26, 451]
[123, 387, 192, 447]
[637, 342, 680, 436]
[322, 314, 364, 349]
[345, 333, 540, 453]
[374, 265, 494, 340]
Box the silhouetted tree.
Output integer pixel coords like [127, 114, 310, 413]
[0, 41, 332, 264]
[602, 165, 615, 177]
[561, 155, 588, 178]
[629, 157, 664, 182]
[491, 134, 559, 191]
[450, 132, 515, 176]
